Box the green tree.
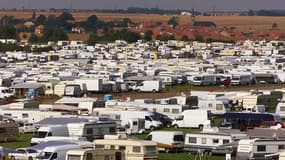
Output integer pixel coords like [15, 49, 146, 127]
[87, 33, 99, 45]
[84, 15, 99, 32]
[180, 35, 189, 41]
[248, 10, 255, 16]
[168, 16, 178, 29]
[144, 30, 153, 41]
[0, 25, 17, 39]
[156, 34, 175, 41]
[195, 35, 204, 42]
[28, 34, 40, 43]
[36, 15, 46, 25]
[41, 27, 68, 42]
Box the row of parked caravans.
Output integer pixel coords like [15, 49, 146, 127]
[190, 72, 280, 86]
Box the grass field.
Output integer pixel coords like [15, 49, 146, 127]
[1, 11, 285, 32]
[0, 133, 33, 149]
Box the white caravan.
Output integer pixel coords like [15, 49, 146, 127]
[197, 99, 231, 114]
[171, 109, 211, 129]
[231, 74, 252, 85]
[236, 138, 285, 160]
[184, 128, 247, 154]
[146, 131, 184, 152]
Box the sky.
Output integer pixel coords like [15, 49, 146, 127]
[2, 0, 285, 11]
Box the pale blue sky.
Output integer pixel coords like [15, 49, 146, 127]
[2, 0, 285, 11]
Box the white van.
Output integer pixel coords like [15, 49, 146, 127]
[146, 131, 184, 152]
[172, 109, 211, 129]
[0, 87, 13, 98]
[36, 144, 81, 160]
[135, 80, 163, 93]
[191, 75, 216, 86]
[31, 125, 69, 145]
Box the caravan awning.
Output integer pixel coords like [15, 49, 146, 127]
[10, 83, 44, 89]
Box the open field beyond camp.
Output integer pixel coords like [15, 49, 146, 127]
[1, 11, 285, 31]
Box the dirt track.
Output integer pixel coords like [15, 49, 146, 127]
[35, 84, 285, 104]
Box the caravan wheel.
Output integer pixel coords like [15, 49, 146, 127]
[28, 156, 33, 160]
[173, 124, 179, 128]
[10, 156, 15, 160]
[198, 125, 204, 130]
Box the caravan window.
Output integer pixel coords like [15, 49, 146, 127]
[22, 113, 29, 118]
[213, 139, 219, 144]
[133, 146, 141, 153]
[119, 146, 126, 150]
[280, 106, 285, 111]
[279, 145, 285, 150]
[86, 153, 92, 160]
[174, 135, 184, 141]
[34, 131, 48, 138]
[208, 104, 213, 108]
[87, 128, 93, 134]
[172, 109, 179, 114]
[164, 108, 170, 113]
[0, 128, 6, 133]
[216, 104, 223, 110]
[223, 139, 230, 144]
[189, 137, 197, 144]
[144, 146, 156, 153]
[202, 138, 206, 144]
[257, 145, 266, 152]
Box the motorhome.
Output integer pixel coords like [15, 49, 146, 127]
[94, 139, 158, 160]
[184, 128, 247, 154]
[231, 74, 253, 85]
[146, 131, 184, 152]
[236, 138, 285, 160]
[191, 74, 216, 86]
[93, 110, 162, 130]
[66, 149, 125, 160]
[134, 80, 163, 93]
[0, 122, 18, 142]
[171, 109, 211, 129]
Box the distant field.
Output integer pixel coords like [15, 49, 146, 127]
[1, 11, 285, 31]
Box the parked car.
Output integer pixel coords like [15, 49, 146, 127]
[18, 123, 40, 133]
[9, 148, 39, 160]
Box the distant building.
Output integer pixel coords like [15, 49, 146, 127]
[35, 25, 45, 35]
[71, 27, 85, 34]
